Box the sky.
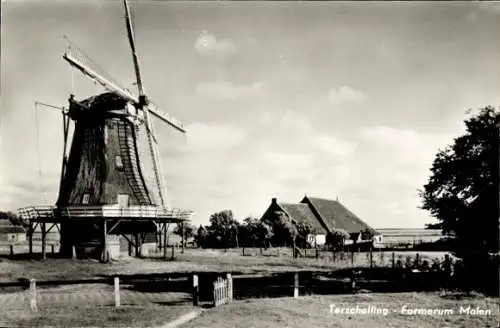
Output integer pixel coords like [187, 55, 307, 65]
[1, 1, 499, 229]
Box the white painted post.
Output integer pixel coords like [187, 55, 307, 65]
[29, 279, 37, 312]
[114, 277, 120, 307]
[213, 282, 216, 307]
[226, 273, 233, 302]
[192, 274, 199, 306]
[294, 273, 299, 298]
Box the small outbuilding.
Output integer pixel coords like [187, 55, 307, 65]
[0, 220, 26, 243]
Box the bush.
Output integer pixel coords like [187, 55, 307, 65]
[326, 229, 350, 251]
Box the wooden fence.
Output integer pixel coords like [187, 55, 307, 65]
[213, 274, 233, 307]
[14, 267, 455, 313]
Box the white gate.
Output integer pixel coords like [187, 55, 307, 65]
[213, 274, 233, 307]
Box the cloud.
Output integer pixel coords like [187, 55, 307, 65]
[195, 80, 264, 100]
[310, 134, 356, 159]
[185, 122, 246, 151]
[329, 85, 366, 104]
[329, 125, 459, 227]
[194, 31, 237, 58]
[358, 125, 453, 165]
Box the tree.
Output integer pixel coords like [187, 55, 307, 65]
[195, 225, 209, 248]
[208, 210, 241, 248]
[270, 211, 298, 247]
[326, 229, 350, 251]
[173, 222, 195, 239]
[0, 211, 24, 227]
[419, 106, 499, 295]
[360, 228, 376, 241]
[295, 222, 312, 248]
[240, 217, 273, 247]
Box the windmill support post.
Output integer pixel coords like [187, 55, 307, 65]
[181, 222, 185, 254]
[28, 220, 33, 256]
[102, 219, 108, 263]
[163, 223, 167, 260]
[134, 233, 139, 257]
[41, 221, 46, 260]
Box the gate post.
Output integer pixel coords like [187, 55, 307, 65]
[294, 273, 299, 298]
[192, 274, 199, 306]
[226, 273, 233, 302]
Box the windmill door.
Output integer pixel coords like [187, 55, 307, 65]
[117, 194, 129, 208]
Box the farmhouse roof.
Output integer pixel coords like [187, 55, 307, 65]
[301, 196, 374, 234]
[277, 203, 325, 234]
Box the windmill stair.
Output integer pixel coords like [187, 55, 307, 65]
[117, 122, 151, 205]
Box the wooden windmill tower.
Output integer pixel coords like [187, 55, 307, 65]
[18, 0, 192, 261]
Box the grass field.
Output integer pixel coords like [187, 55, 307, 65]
[0, 248, 453, 283]
[180, 292, 500, 328]
[0, 248, 493, 328]
[2, 304, 196, 327]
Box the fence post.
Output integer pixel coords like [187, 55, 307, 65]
[192, 274, 199, 306]
[415, 253, 420, 267]
[392, 252, 395, 268]
[51, 244, 55, 255]
[370, 248, 373, 268]
[9, 245, 13, 259]
[444, 254, 451, 278]
[351, 251, 354, 265]
[226, 273, 233, 302]
[294, 273, 299, 298]
[213, 280, 217, 307]
[242, 247, 245, 256]
[114, 277, 120, 307]
[315, 248, 319, 260]
[333, 251, 336, 262]
[29, 279, 37, 312]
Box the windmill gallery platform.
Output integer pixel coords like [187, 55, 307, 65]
[17, 204, 191, 261]
[16, 0, 193, 262]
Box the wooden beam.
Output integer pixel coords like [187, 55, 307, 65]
[134, 234, 139, 257]
[63, 53, 138, 104]
[163, 223, 167, 260]
[29, 220, 33, 255]
[41, 221, 46, 260]
[102, 219, 108, 263]
[108, 220, 122, 234]
[181, 221, 185, 254]
[121, 233, 133, 246]
[46, 223, 58, 234]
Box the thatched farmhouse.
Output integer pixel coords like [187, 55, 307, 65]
[260, 195, 380, 247]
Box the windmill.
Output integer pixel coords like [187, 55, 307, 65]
[18, 0, 192, 261]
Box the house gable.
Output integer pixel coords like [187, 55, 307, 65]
[260, 198, 326, 234]
[301, 196, 374, 235]
[278, 203, 324, 234]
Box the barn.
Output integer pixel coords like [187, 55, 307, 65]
[260, 195, 379, 248]
[0, 220, 26, 243]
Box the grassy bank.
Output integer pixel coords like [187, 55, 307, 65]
[0, 248, 452, 283]
[1, 304, 195, 327]
[180, 292, 500, 328]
